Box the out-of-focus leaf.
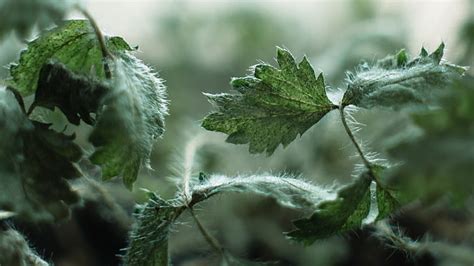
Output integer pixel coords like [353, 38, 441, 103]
[386, 76, 474, 203]
[202, 47, 336, 155]
[342, 43, 466, 109]
[0, 0, 77, 40]
[287, 172, 372, 244]
[9, 19, 132, 96]
[89, 52, 168, 189]
[33, 61, 108, 125]
[0, 87, 82, 222]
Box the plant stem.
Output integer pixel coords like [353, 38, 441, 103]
[77, 6, 113, 79]
[188, 207, 229, 264]
[339, 105, 379, 183]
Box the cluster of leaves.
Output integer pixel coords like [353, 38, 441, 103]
[1, 17, 168, 221]
[201, 44, 465, 246]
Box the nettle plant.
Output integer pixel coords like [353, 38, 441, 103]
[0, 1, 472, 266]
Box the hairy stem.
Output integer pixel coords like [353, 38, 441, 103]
[188, 207, 229, 264]
[339, 105, 379, 184]
[76, 6, 113, 79]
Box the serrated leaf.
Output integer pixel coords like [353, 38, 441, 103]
[125, 174, 336, 265]
[9, 19, 132, 96]
[0, 87, 82, 222]
[89, 52, 168, 189]
[124, 194, 184, 266]
[342, 43, 466, 109]
[386, 76, 474, 203]
[33, 61, 108, 125]
[287, 172, 372, 244]
[0, 0, 77, 40]
[202, 47, 335, 155]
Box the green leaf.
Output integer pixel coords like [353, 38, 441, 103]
[287, 172, 372, 244]
[9, 19, 132, 96]
[375, 184, 400, 221]
[33, 61, 108, 125]
[0, 87, 82, 222]
[202, 47, 335, 155]
[124, 194, 184, 266]
[89, 52, 168, 189]
[0, 0, 77, 40]
[386, 76, 474, 204]
[342, 43, 466, 109]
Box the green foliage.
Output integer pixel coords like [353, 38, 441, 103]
[0, 88, 81, 222]
[287, 172, 372, 244]
[0, 0, 77, 40]
[342, 43, 466, 109]
[124, 194, 183, 266]
[9, 19, 132, 96]
[386, 76, 474, 203]
[33, 61, 108, 125]
[89, 52, 168, 189]
[202, 47, 335, 155]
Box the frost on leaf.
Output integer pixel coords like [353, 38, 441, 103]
[9, 19, 132, 96]
[0, 87, 82, 222]
[287, 172, 372, 244]
[202, 47, 335, 155]
[387, 76, 474, 203]
[33, 61, 108, 125]
[89, 52, 168, 190]
[0, 0, 77, 40]
[342, 43, 466, 109]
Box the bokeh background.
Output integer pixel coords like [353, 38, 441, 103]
[1, 0, 473, 265]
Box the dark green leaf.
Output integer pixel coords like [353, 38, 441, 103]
[9, 19, 132, 96]
[33, 61, 108, 125]
[202, 47, 335, 155]
[287, 172, 372, 244]
[342, 43, 466, 109]
[0, 87, 82, 222]
[89, 52, 168, 189]
[375, 184, 400, 221]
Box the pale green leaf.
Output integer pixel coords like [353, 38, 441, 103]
[89, 52, 168, 189]
[202, 47, 336, 155]
[9, 19, 132, 96]
[342, 43, 466, 109]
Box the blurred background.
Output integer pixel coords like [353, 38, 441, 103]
[1, 0, 473, 265]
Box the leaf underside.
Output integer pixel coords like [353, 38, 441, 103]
[342, 43, 466, 109]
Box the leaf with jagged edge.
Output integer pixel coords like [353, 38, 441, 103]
[286, 172, 372, 245]
[0, 0, 78, 40]
[342, 43, 466, 109]
[89, 52, 168, 190]
[33, 61, 108, 125]
[9, 19, 132, 96]
[124, 193, 183, 266]
[386, 76, 474, 204]
[202, 47, 336, 155]
[124, 174, 336, 265]
[0, 87, 82, 222]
